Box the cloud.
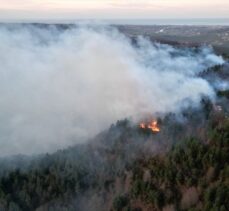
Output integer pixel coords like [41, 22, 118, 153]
[0, 24, 224, 156]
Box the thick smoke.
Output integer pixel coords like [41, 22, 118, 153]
[0, 24, 224, 156]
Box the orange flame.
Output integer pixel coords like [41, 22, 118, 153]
[139, 120, 160, 133]
[140, 123, 146, 129]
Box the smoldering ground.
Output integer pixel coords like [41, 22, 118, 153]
[0, 24, 224, 156]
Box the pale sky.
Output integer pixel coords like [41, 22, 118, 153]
[0, 0, 229, 22]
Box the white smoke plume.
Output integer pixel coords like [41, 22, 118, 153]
[0, 24, 224, 156]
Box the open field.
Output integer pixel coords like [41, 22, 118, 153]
[118, 25, 229, 56]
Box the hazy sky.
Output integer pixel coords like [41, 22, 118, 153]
[0, 0, 229, 21]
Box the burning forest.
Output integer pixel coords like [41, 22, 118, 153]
[139, 120, 160, 133]
[0, 23, 228, 211]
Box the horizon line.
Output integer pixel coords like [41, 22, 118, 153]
[0, 18, 229, 26]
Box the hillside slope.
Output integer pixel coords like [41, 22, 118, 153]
[0, 63, 228, 211]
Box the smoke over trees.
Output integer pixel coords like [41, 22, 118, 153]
[0, 23, 228, 211]
[0, 24, 224, 156]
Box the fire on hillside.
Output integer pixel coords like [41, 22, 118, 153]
[139, 120, 160, 133]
